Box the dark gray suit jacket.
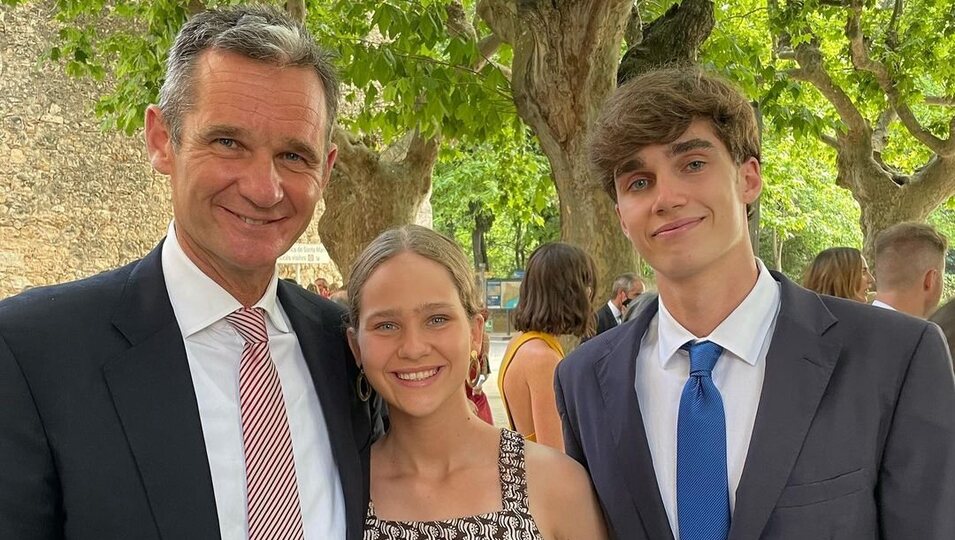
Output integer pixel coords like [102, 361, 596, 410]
[556, 272, 955, 539]
[0, 243, 382, 540]
[595, 303, 619, 336]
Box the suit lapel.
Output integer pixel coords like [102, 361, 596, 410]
[728, 273, 841, 540]
[595, 299, 675, 540]
[103, 244, 221, 539]
[278, 284, 366, 540]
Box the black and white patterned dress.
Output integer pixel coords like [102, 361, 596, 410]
[363, 429, 544, 540]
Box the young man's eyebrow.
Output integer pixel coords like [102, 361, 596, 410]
[614, 157, 645, 176]
[668, 138, 715, 156]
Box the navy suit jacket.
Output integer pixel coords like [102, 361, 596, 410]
[556, 272, 955, 539]
[0, 243, 382, 540]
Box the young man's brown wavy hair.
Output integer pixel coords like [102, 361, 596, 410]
[589, 66, 761, 203]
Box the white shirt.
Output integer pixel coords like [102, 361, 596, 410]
[161, 222, 345, 540]
[608, 300, 623, 325]
[872, 299, 896, 311]
[634, 259, 781, 539]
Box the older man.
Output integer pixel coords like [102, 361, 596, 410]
[0, 7, 381, 540]
[873, 222, 948, 318]
[594, 273, 646, 336]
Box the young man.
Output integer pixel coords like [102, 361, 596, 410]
[873, 222, 948, 318]
[0, 7, 381, 539]
[556, 67, 955, 539]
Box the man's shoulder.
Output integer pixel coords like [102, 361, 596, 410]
[561, 319, 638, 377]
[277, 281, 349, 332]
[780, 283, 935, 359]
[0, 260, 139, 329]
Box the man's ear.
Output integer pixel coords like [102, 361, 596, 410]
[319, 143, 338, 192]
[925, 268, 939, 292]
[615, 203, 631, 239]
[739, 157, 763, 204]
[144, 105, 174, 175]
[346, 327, 362, 368]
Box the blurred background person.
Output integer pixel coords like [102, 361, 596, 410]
[498, 242, 596, 450]
[873, 222, 948, 318]
[930, 298, 955, 364]
[594, 273, 645, 336]
[313, 277, 331, 298]
[346, 225, 607, 538]
[803, 246, 873, 302]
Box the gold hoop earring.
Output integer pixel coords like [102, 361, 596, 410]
[356, 366, 372, 402]
[466, 350, 481, 389]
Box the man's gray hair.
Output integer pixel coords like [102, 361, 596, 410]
[611, 273, 640, 296]
[158, 5, 339, 146]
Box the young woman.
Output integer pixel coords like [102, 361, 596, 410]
[803, 246, 874, 302]
[498, 243, 596, 450]
[346, 225, 606, 540]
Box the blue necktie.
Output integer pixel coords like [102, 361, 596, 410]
[677, 340, 730, 540]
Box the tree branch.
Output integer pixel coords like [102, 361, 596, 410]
[618, 0, 714, 82]
[845, 6, 951, 155]
[925, 96, 955, 106]
[787, 42, 869, 135]
[821, 132, 841, 149]
[476, 0, 518, 45]
[624, 1, 642, 51]
[284, 0, 305, 23]
[872, 108, 895, 154]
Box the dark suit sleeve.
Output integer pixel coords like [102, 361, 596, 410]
[0, 335, 62, 539]
[878, 324, 955, 538]
[554, 366, 586, 465]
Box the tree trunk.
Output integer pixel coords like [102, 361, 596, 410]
[481, 0, 715, 298]
[318, 128, 438, 281]
[836, 146, 955, 260]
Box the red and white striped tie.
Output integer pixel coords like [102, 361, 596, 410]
[225, 308, 305, 540]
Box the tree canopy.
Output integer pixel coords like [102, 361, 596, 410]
[6, 0, 955, 292]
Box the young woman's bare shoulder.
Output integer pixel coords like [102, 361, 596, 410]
[524, 440, 591, 493]
[524, 441, 608, 539]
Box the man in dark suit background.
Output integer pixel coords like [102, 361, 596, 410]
[594, 273, 645, 336]
[556, 66, 955, 539]
[0, 6, 381, 539]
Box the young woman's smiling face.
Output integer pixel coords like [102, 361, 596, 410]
[348, 251, 482, 419]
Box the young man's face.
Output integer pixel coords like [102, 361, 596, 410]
[613, 120, 761, 283]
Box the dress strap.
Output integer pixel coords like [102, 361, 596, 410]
[498, 429, 532, 512]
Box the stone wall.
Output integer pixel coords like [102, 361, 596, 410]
[0, 2, 340, 299]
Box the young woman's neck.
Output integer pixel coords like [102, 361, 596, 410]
[377, 396, 496, 475]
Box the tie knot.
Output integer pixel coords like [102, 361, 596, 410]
[683, 340, 723, 375]
[225, 307, 268, 344]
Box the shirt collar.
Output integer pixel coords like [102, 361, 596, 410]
[161, 221, 289, 338]
[657, 258, 781, 368]
[871, 299, 896, 311]
[608, 300, 623, 320]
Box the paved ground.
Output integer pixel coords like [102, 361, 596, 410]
[480, 336, 511, 427]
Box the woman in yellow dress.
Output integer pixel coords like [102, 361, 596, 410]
[498, 242, 596, 450]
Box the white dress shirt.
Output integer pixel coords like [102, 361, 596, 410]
[608, 300, 623, 325]
[872, 299, 896, 311]
[161, 222, 345, 540]
[634, 259, 781, 539]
